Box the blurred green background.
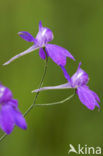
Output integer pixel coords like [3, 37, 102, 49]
[0, 0, 103, 155]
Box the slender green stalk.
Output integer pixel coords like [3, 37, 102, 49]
[35, 92, 75, 107]
[24, 57, 48, 117]
[0, 56, 48, 143]
[0, 133, 7, 142]
[0, 54, 75, 143]
[0, 91, 75, 143]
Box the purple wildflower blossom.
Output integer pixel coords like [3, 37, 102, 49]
[0, 84, 27, 134]
[3, 21, 75, 67]
[33, 63, 100, 110]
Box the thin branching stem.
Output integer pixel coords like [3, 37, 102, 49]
[35, 92, 75, 107]
[0, 91, 75, 142]
[0, 54, 75, 143]
[23, 57, 48, 117]
[0, 133, 7, 142]
[0, 56, 48, 143]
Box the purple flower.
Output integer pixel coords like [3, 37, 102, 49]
[33, 63, 100, 110]
[0, 84, 27, 134]
[3, 21, 75, 67]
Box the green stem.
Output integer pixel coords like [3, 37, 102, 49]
[35, 92, 75, 107]
[24, 57, 48, 117]
[0, 91, 75, 143]
[0, 56, 48, 143]
[0, 133, 7, 142]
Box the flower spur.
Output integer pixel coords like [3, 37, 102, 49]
[33, 63, 100, 110]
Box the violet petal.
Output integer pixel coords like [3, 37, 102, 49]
[0, 105, 14, 134]
[91, 90, 100, 102]
[45, 44, 75, 66]
[71, 63, 89, 87]
[0, 86, 13, 103]
[12, 108, 27, 130]
[77, 86, 100, 110]
[8, 99, 18, 107]
[83, 85, 100, 105]
[18, 31, 36, 43]
[39, 48, 46, 60]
